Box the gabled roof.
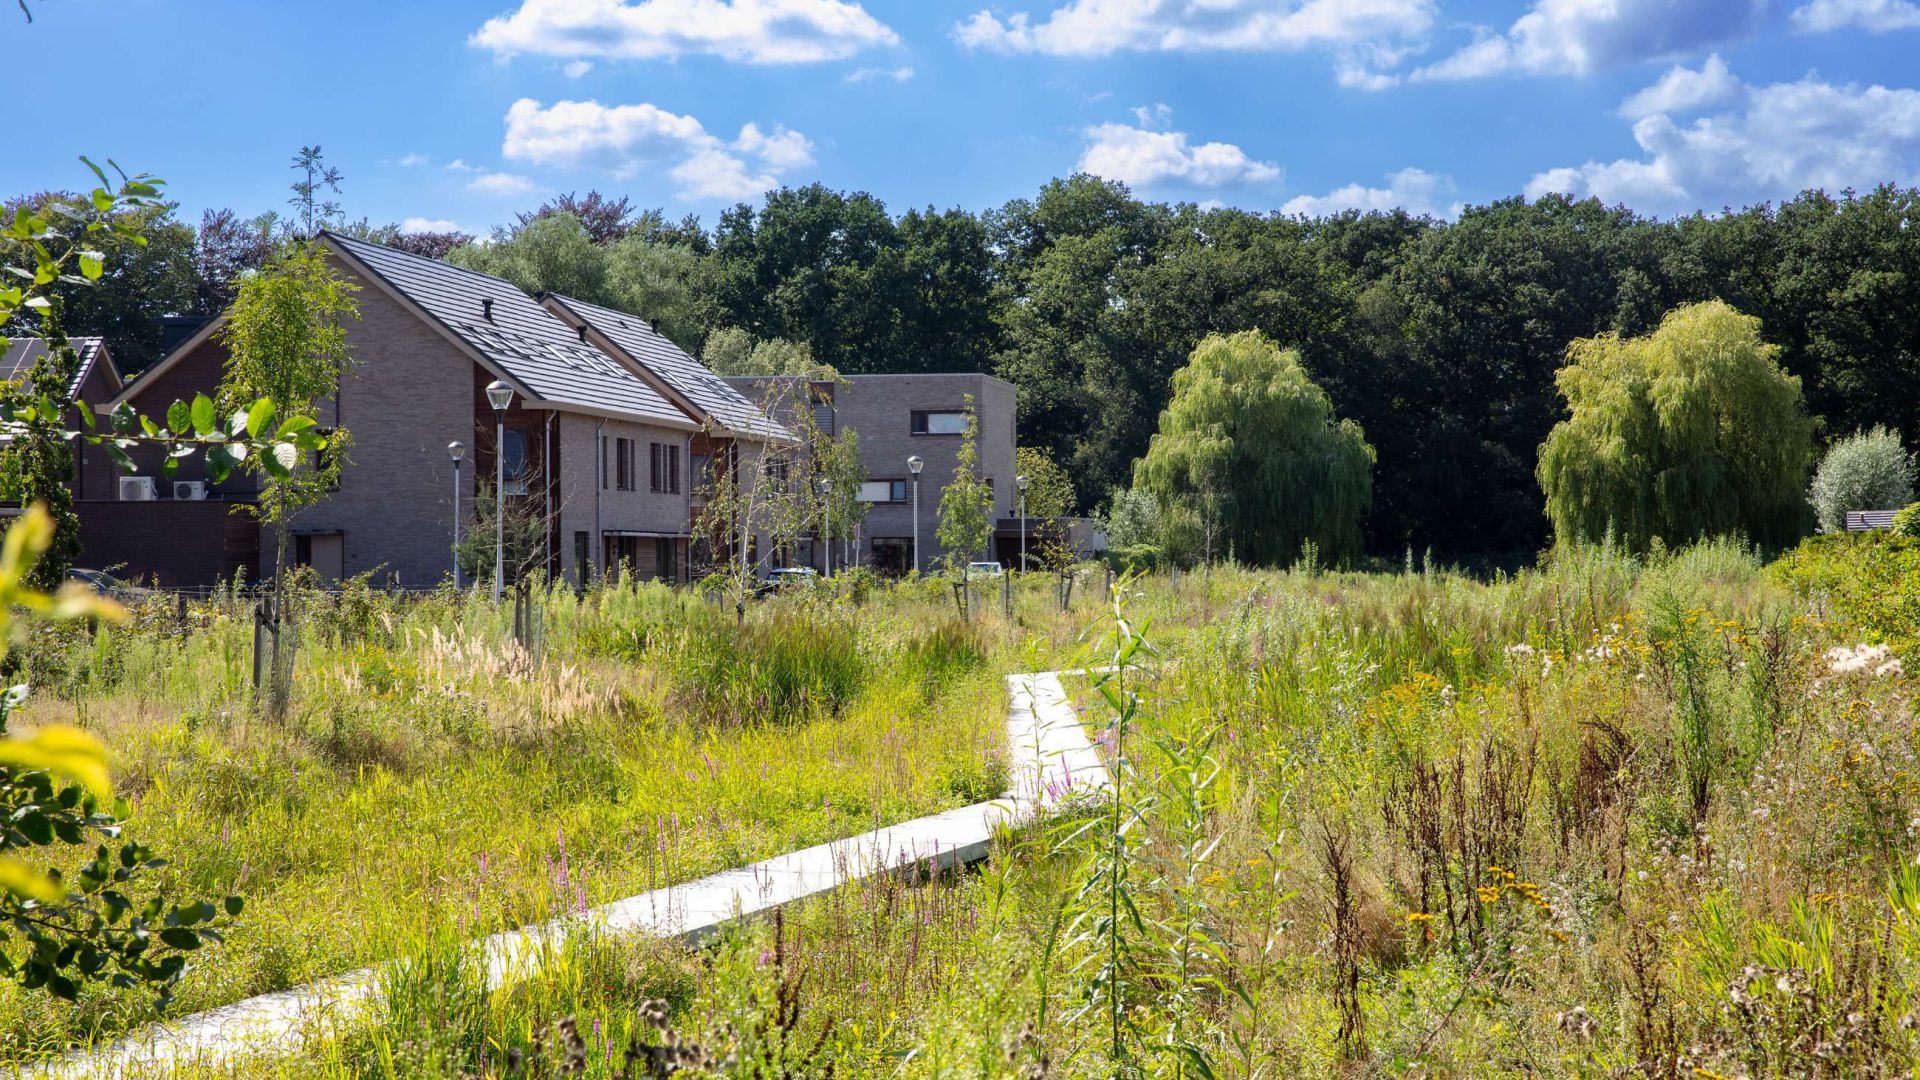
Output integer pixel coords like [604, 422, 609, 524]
[1, 336, 118, 400]
[540, 293, 786, 440]
[319, 232, 695, 429]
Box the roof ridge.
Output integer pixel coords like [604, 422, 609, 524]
[320, 230, 530, 294]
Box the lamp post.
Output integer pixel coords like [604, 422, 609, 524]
[907, 454, 924, 574]
[819, 477, 833, 578]
[486, 380, 514, 602]
[1016, 473, 1029, 574]
[449, 441, 466, 588]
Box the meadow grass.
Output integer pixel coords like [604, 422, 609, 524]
[15, 539, 1920, 1079]
[0, 574, 1077, 1064]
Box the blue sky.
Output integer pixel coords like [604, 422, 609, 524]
[7, 0, 1920, 234]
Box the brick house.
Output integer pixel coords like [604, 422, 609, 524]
[724, 373, 1021, 573]
[1, 336, 124, 503]
[82, 232, 782, 588]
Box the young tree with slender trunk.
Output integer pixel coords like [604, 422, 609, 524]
[936, 397, 993, 615]
[218, 241, 359, 718]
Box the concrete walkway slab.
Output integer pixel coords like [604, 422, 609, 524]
[43, 671, 1107, 1078]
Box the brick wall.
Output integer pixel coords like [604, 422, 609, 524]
[725, 373, 1018, 572]
[76, 500, 259, 586]
[555, 413, 695, 583]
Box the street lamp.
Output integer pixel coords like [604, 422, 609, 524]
[486, 380, 514, 602]
[1016, 473, 1029, 573]
[907, 455, 924, 574]
[449, 441, 466, 588]
[819, 477, 834, 578]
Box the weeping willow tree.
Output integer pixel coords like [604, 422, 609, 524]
[1133, 331, 1374, 567]
[1537, 300, 1815, 552]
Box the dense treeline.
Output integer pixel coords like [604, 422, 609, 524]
[13, 176, 1920, 557]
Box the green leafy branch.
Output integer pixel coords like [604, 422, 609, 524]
[0, 157, 162, 336]
[0, 506, 242, 1004]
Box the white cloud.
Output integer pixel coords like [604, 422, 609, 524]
[733, 122, 815, 169]
[446, 158, 476, 172]
[1282, 167, 1461, 218]
[1335, 60, 1400, 91]
[501, 98, 812, 200]
[472, 0, 898, 64]
[1618, 54, 1742, 119]
[844, 65, 913, 83]
[469, 172, 541, 196]
[402, 217, 463, 233]
[1078, 111, 1281, 188]
[398, 153, 430, 167]
[1792, 0, 1920, 31]
[563, 59, 594, 77]
[954, 0, 1434, 60]
[1527, 70, 1920, 215]
[1414, 0, 1762, 81]
[1131, 102, 1174, 128]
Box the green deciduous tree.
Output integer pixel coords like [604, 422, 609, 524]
[1537, 300, 1816, 551]
[1809, 426, 1915, 533]
[937, 398, 994, 607]
[218, 240, 360, 716]
[1134, 331, 1374, 567]
[1014, 446, 1075, 518]
[701, 327, 835, 379]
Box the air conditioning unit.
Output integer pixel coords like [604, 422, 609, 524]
[174, 481, 208, 501]
[118, 477, 157, 502]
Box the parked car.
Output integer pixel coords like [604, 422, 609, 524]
[755, 566, 819, 596]
[66, 567, 152, 602]
[966, 561, 1005, 577]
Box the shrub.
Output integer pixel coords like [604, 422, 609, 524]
[1770, 531, 1920, 653]
[1808, 426, 1915, 533]
[1894, 500, 1920, 538]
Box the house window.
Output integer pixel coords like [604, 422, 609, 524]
[910, 410, 968, 435]
[871, 537, 912, 576]
[650, 443, 681, 494]
[502, 430, 529, 496]
[615, 437, 635, 491]
[858, 479, 909, 503]
[574, 531, 590, 587]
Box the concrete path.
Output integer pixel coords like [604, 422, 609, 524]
[48, 671, 1108, 1077]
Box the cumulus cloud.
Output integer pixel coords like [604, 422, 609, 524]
[1281, 167, 1461, 218]
[1791, 0, 1920, 31]
[469, 172, 541, 197]
[1414, 0, 1762, 81]
[844, 65, 913, 83]
[953, 0, 1433, 63]
[402, 217, 463, 233]
[1078, 110, 1281, 188]
[502, 98, 812, 200]
[1618, 54, 1742, 119]
[1526, 69, 1920, 216]
[397, 153, 430, 167]
[471, 0, 898, 64]
[563, 59, 594, 77]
